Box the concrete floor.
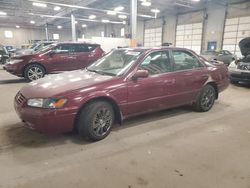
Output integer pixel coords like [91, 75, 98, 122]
[0, 66, 250, 188]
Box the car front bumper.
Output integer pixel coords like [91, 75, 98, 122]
[14, 98, 78, 134]
[3, 63, 23, 77]
[229, 69, 250, 83]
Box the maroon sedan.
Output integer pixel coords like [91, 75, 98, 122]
[4, 42, 104, 81]
[14, 47, 229, 141]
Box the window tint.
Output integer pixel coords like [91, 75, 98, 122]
[75, 44, 89, 52]
[172, 50, 202, 71]
[139, 51, 171, 75]
[87, 44, 98, 51]
[53, 44, 76, 53]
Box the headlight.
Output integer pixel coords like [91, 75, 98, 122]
[27, 98, 67, 109]
[9, 59, 23, 64]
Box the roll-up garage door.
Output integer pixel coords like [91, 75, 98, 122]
[144, 27, 162, 47]
[223, 16, 250, 57]
[175, 22, 203, 54]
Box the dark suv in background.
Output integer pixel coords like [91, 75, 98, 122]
[4, 42, 105, 81]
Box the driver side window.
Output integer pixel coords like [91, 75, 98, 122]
[53, 44, 75, 53]
[139, 51, 171, 75]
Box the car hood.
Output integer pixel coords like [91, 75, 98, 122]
[239, 37, 250, 57]
[20, 70, 113, 98]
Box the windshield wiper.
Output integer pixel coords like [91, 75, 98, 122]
[86, 68, 116, 76]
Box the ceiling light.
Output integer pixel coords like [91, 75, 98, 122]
[151, 8, 160, 13]
[75, 21, 78, 24]
[30, 20, 35, 24]
[57, 25, 62, 29]
[141, 1, 151, 6]
[32, 2, 47, 8]
[192, 0, 200, 1]
[82, 24, 87, 28]
[122, 21, 126, 25]
[54, 6, 61, 11]
[16, 25, 20, 28]
[88, 15, 96, 19]
[118, 15, 127, 19]
[0, 11, 7, 16]
[102, 19, 110, 23]
[107, 11, 117, 15]
[114, 6, 124, 12]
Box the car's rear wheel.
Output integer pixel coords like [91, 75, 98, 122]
[77, 101, 115, 141]
[24, 64, 45, 81]
[193, 85, 216, 112]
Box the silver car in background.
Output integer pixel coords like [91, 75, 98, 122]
[201, 50, 236, 66]
[14, 41, 55, 56]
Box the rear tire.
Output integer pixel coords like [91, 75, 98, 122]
[24, 64, 45, 82]
[77, 101, 115, 141]
[193, 85, 216, 112]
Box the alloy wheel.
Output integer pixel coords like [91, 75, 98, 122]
[92, 108, 112, 137]
[201, 88, 215, 110]
[27, 67, 44, 81]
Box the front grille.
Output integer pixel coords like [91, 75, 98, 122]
[238, 63, 250, 71]
[15, 92, 26, 105]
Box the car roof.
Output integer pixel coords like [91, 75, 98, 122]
[57, 42, 100, 45]
[117, 47, 195, 53]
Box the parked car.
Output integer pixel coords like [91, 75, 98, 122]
[201, 50, 236, 66]
[0, 45, 9, 64]
[15, 41, 55, 56]
[4, 42, 105, 81]
[229, 37, 250, 84]
[14, 47, 229, 141]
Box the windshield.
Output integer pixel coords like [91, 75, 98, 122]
[30, 43, 39, 50]
[87, 49, 142, 76]
[35, 44, 57, 54]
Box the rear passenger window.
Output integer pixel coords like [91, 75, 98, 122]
[139, 51, 171, 75]
[172, 50, 202, 71]
[75, 44, 89, 52]
[87, 45, 98, 51]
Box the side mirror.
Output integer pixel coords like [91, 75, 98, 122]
[132, 69, 149, 80]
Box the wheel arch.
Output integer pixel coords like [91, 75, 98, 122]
[22, 62, 47, 77]
[74, 96, 123, 131]
[206, 81, 218, 99]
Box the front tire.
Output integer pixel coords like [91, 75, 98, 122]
[24, 64, 45, 81]
[77, 101, 115, 141]
[193, 85, 216, 112]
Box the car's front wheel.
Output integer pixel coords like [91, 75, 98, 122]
[193, 84, 216, 112]
[77, 101, 115, 141]
[24, 64, 45, 81]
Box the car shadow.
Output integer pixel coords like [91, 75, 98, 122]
[231, 82, 250, 88]
[0, 78, 27, 85]
[1, 106, 193, 151]
[113, 106, 192, 131]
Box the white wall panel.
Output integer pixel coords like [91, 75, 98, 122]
[144, 27, 162, 47]
[223, 16, 250, 57]
[175, 22, 202, 54]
